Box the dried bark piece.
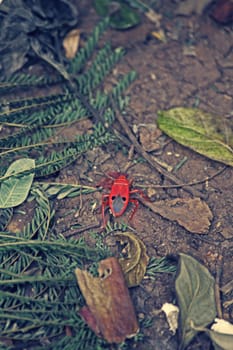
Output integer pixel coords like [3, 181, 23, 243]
[75, 257, 139, 343]
[144, 197, 213, 233]
[115, 232, 149, 287]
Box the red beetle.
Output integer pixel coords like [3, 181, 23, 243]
[98, 173, 148, 226]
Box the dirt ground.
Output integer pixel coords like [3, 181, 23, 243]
[48, 1, 233, 349]
[9, 1, 232, 349]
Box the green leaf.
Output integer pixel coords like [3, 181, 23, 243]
[157, 107, 233, 166]
[191, 321, 233, 350]
[175, 253, 217, 350]
[110, 3, 140, 29]
[94, 0, 109, 16]
[208, 330, 233, 350]
[0, 158, 35, 208]
[0, 207, 13, 230]
[94, 0, 140, 29]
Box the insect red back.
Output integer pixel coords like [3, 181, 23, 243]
[109, 175, 130, 217]
[99, 172, 148, 227]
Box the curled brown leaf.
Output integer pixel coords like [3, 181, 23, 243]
[114, 231, 149, 287]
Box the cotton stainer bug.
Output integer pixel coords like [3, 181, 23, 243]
[98, 173, 148, 227]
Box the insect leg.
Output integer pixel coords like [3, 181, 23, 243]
[102, 194, 110, 227]
[128, 198, 139, 221]
[130, 189, 150, 201]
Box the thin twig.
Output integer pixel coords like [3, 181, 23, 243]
[65, 221, 101, 236]
[215, 254, 223, 319]
[135, 166, 226, 189]
[111, 102, 204, 198]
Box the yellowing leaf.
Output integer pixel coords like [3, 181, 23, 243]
[63, 28, 80, 59]
[175, 253, 217, 349]
[151, 29, 166, 42]
[115, 232, 149, 287]
[157, 107, 233, 166]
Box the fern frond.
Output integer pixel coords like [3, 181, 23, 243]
[0, 126, 114, 178]
[0, 231, 110, 350]
[0, 208, 13, 230]
[146, 256, 177, 277]
[39, 182, 96, 200]
[22, 186, 51, 239]
[90, 70, 137, 114]
[0, 18, 139, 349]
[0, 126, 54, 149]
[111, 70, 137, 101]
[76, 46, 125, 95]
[68, 18, 109, 74]
[0, 73, 62, 93]
[33, 126, 114, 177]
[34, 146, 79, 177]
[0, 92, 75, 124]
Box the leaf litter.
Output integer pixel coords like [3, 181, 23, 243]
[0, 2, 233, 348]
[0, 0, 79, 77]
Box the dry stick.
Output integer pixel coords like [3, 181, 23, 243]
[112, 107, 204, 198]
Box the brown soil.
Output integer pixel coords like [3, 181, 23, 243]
[9, 1, 233, 349]
[57, 2, 233, 349]
[51, 2, 233, 349]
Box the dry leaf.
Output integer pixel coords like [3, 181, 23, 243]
[75, 257, 139, 343]
[161, 303, 179, 334]
[211, 318, 233, 335]
[7, 219, 22, 233]
[145, 9, 162, 26]
[144, 197, 213, 233]
[63, 28, 80, 59]
[115, 232, 149, 287]
[151, 29, 166, 43]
